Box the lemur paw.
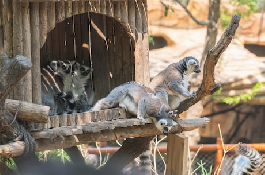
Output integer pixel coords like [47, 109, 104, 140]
[138, 117, 146, 123]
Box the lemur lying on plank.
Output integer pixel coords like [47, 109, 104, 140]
[91, 81, 177, 135]
[150, 56, 201, 110]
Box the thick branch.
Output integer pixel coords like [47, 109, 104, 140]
[0, 54, 32, 102]
[177, 15, 241, 114]
[5, 99, 50, 123]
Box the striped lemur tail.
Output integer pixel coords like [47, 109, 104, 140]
[235, 144, 262, 175]
[138, 146, 152, 175]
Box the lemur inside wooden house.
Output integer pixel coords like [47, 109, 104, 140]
[41, 60, 95, 115]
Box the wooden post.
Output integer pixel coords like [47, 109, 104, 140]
[3, 0, 13, 57]
[55, 1, 65, 24]
[214, 137, 223, 173]
[21, 1, 32, 103]
[30, 2, 41, 105]
[166, 134, 189, 175]
[39, 1, 47, 48]
[13, 1, 24, 101]
[47, 1, 55, 33]
[65, 0, 73, 18]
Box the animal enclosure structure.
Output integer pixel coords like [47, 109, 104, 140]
[0, 1, 211, 174]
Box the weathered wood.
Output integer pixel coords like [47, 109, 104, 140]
[0, 54, 32, 102]
[5, 99, 49, 123]
[120, 1, 128, 24]
[74, 14, 82, 61]
[128, 0, 135, 37]
[106, 1, 114, 17]
[177, 15, 241, 114]
[0, 141, 26, 158]
[91, 13, 110, 99]
[65, 0, 72, 18]
[0, 0, 3, 56]
[59, 114, 68, 127]
[100, 0, 106, 14]
[166, 134, 189, 175]
[81, 13, 90, 65]
[3, 0, 13, 56]
[55, 1, 65, 24]
[13, 1, 24, 101]
[79, 0, 85, 14]
[65, 15, 75, 60]
[21, 2, 32, 103]
[30, 2, 42, 104]
[47, 1, 55, 32]
[72, 1, 79, 16]
[39, 1, 48, 48]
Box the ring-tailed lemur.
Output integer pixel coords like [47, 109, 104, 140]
[232, 144, 262, 175]
[41, 63, 67, 115]
[91, 81, 176, 135]
[150, 56, 201, 110]
[49, 60, 94, 113]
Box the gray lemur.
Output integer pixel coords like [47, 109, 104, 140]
[149, 56, 201, 110]
[91, 81, 176, 135]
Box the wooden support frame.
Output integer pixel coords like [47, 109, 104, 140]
[166, 134, 189, 175]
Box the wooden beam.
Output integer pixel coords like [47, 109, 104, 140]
[166, 134, 189, 175]
[5, 99, 50, 123]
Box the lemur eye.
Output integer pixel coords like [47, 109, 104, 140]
[62, 64, 66, 69]
[80, 67, 85, 71]
[195, 65, 199, 68]
[160, 122, 164, 126]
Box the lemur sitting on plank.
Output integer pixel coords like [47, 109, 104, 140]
[149, 56, 201, 110]
[91, 81, 177, 135]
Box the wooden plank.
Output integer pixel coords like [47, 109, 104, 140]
[122, 27, 132, 82]
[128, 0, 135, 81]
[120, 0, 128, 24]
[81, 13, 90, 65]
[65, 0, 73, 18]
[55, 1, 65, 24]
[74, 14, 82, 61]
[166, 134, 189, 175]
[106, 1, 114, 17]
[13, 1, 24, 101]
[39, 1, 47, 48]
[47, 1, 55, 33]
[76, 113, 83, 125]
[141, 0, 149, 85]
[90, 13, 110, 99]
[3, 0, 13, 57]
[21, 1, 32, 103]
[113, 1, 120, 20]
[79, 0, 85, 14]
[106, 16, 114, 91]
[59, 114, 68, 127]
[83, 111, 92, 123]
[65, 16, 75, 61]
[93, 0, 100, 13]
[0, 0, 3, 56]
[72, 1, 79, 16]
[30, 2, 41, 104]
[67, 114, 76, 126]
[114, 16, 123, 87]
[100, 0, 106, 15]
[58, 21, 66, 62]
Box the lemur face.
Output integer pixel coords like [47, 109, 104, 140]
[50, 60, 72, 76]
[72, 62, 93, 78]
[155, 118, 177, 135]
[186, 57, 201, 73]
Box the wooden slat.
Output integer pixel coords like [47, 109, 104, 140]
[106, 1, 114, 17]
[79, 0, 85, 14]
[81, 13, 90, 65]
[106, 16, 114, 90]
[94, 0, 100, 13]
[65, 0, 72, 18]
[55, 1, 65, 24]
[74, 14, 82, 61]
[65, 16, 75, 61]
[58, 21, 66, 61]
[67, 113, 76, 126]
[59, 114, 68, 127]
[13, 1, 24, 101]
[0, 0, 3, 56]
[3, 0, 13, 57]
[100, 0, 106, 14]
[76, 113, 83, 125]
[47, 1, 55, 32]
[91, 13, 110, 99]
[39, 1, 47, 48]
[72, 1, 79, 16]
[120, 1, 128, 24]
[21, 1, 32, 103]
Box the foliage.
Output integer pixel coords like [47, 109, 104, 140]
[195, 160, 212, 175]
[149, 36, 155, 46]
[214, 82, 265, 105]
[36, 149, 71, 162]
[0, 157, 17, 172]
[221, 0, 259, 28]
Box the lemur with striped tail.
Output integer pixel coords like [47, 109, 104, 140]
[91, 81, 177, 135]
[232, 144, 262, 175]
[149, 56, 201, 110]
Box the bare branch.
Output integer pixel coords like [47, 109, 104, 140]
[173, 0, 210, 26]
[177, 15, 241, 114]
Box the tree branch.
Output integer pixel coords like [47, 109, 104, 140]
[177, 15, 241, 114]
[173, 0, 210, 25]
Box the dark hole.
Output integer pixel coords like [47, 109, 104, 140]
[244, 44, 265, 57]
[149, 36, 168, 50]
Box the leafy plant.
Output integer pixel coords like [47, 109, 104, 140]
[214, 82, 265, 105]
[221, 0, 259, 28]
[36, 149, 71, 163]
[194, 160, 212, 175]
